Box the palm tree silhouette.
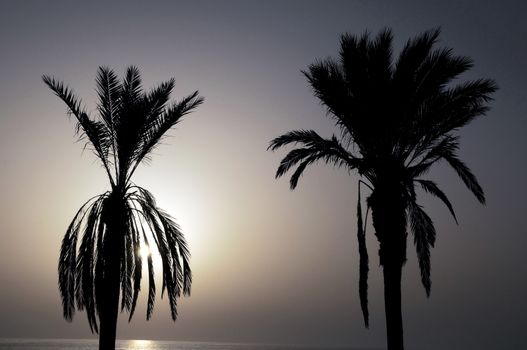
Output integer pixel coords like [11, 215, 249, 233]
[269, 29, 496, 350]
[43, 66, 203, 350]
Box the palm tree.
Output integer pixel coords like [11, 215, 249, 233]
[268, 29, 496, 350]
[43, 66, 203, 350]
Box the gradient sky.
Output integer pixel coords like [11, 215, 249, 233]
[1, 1, 526, 349]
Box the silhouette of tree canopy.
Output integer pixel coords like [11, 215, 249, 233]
[43, 66, 203, 350]
[269, 28, 496, 350]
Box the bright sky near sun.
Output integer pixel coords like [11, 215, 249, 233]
[0, 1, 526, 349]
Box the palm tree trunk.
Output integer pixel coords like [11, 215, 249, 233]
[98, 246, 120, 350]
[369, 184, 407, 350]
[382, 254, 404, 350]
[98, 193, 125, 350]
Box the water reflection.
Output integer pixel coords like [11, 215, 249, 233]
[124, 340, 155, 349]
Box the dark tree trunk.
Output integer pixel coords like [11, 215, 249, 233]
[98, 242, 120, 350]
[369, 180, 407, 350]
[98, 192, 125, 350]
[382, 254, 404, 350]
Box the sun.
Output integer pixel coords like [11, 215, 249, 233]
[137, 243, 162, 271]
[139, 245, 151, 259]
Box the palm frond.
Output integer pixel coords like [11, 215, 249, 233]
[416, 179, 457, 223]
[132, 186, 191, 321]
[356, 183, 369, 327]
[127, 213, 143, 322]
[137, 197, 173, 300]
[394, 28, 441, 86]
[42, 76, 111, 157]
[127, 198, 157, 321]
[95, 67, 122, 176]
[144, 79, 175, 123]
[433, 79, 498, 134]
[303, 60, 352, 138]
[275, 148, 317, 180]
[144, 233, 156, 320]
[58, 195, 104, 321]
[287, 154, 318, 189]
[93, 197, 108, 319]
[96, 67, 122, 133]
[43, 75, 115, 186]
[122, 66, 143, 103]
[407, 135, 459, 176]
[417, 133, 460, 164]
[124, 78, 176, 170]
[413, 48, 473, 102]
[156, 208, 192, 316]
[443, 152, 485, 204]
[127, 90, 203, 182]
[120, 207, 135, 313]
[364, 28, 393, 89]
[270, 130, 360, 188]
[268, 129, 321, 151]
[75, 197, 105, 333]
[408, 201, 436, 296]
[339, 30, 375, 97]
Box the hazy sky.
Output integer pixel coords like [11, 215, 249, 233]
[1, 0, 526, 349]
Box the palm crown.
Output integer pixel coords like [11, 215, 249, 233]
[269, 28, 496, 326]
[43, 66, 203, 332]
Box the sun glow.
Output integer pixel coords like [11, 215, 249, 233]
[138, 243, 162, 271]
[139, 245, 151, 259]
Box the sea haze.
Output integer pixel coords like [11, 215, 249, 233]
[0, 339, 378, 350]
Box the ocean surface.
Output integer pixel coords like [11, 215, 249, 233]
[0, 339, 373, 350]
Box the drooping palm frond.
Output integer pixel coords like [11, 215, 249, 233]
[269, 130, 361, 189]
[127, 211, 143, 322]
[144, 233, 156, 320]
[58, 186, 193, 330]
[131, 186, 192, 320]
[356, 183, 369, 327]
[75, 195, 107, 333]
[410, 137, 485, 205]
[59, 194, 107, 321]
[415, 179, 457, 223]
[442, 150, 486, 204]
[120, 211, 135, 313]
[408, 201, 436, 296]
[407, 133, 460, 171]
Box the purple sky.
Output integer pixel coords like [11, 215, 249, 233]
[0, 1, 526, 349]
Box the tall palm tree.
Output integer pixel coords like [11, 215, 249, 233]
[43, 66, 203, 350]
[268, 29, 496, 350]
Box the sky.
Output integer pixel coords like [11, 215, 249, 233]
[0, 0, 526, 349]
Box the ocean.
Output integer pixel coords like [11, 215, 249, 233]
[0, 339, 369, 350]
